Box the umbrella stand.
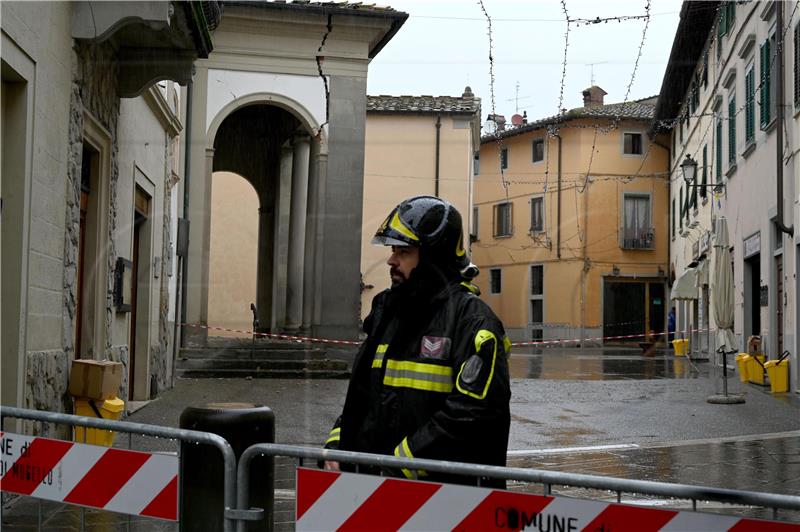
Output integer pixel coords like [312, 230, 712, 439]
[707, 346, 745, 404]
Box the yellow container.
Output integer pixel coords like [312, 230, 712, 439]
[671, 339, 688, 356]
[746, 355, 766, 385]
[765, 360, 789, 393]
[735, 354, 750, 383]
[74, 397, 125, 446]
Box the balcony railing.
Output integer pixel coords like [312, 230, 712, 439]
[619, 227, 655, 250]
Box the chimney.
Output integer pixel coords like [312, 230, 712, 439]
[488, 113, 506, 131]
[462, 86, 474, 99]
[582, 85, 607, 108]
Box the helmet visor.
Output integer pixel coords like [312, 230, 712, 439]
[371, 234, 415, 247]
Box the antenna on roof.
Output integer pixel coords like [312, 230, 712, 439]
[586, 62, 608, 86]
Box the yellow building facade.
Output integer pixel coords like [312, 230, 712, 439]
[472, 89, 670, 345]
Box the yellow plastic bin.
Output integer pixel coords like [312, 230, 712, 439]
[746, 355, 766, 385]
[672, 339, 688, 356]
[74, 397, 125, 446]
[765, 360, 789, 393]
[735, 354, 750, 383]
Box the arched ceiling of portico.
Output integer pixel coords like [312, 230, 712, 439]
[212, 104, 300, 202]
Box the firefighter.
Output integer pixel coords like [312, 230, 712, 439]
[323, 196, 511, 486]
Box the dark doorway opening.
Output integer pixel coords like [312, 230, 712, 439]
[745, 254, 760, 338]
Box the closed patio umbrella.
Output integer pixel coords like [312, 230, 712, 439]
[708, 217, 744, 404]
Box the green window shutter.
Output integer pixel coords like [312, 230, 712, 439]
[745, 67, 755, 143]
[728, 96, 736, 165]
[760, 41, 771, 127]
[718, 8, 727, 38]
[701, 145, 708, 198]
[716, 119, 723, 181]
[794, 23, 800, 106]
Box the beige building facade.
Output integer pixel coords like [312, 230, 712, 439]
[472, 89, 670, 345]
[1, 2, 214, 421]
[656, 1, 799, 390]
[360, 92, 481, 321]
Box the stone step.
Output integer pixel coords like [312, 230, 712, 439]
[176, 367, 350, 379]
[179, 348, 327, 361]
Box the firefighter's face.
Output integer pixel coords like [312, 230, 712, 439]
[388, 245, 419, 285]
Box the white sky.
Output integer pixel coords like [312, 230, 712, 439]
[367, 0, 684, 123]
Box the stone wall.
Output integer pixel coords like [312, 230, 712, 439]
[28, 39, 121, 416]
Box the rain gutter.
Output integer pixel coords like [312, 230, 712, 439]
[775, 2, 794, 238]
[435, 114, 441, 197]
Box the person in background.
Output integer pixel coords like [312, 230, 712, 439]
[667, 307, 676, 343]
[323, 196, 511, 486]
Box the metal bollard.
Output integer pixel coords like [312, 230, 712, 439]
[180, 403, 274, 531]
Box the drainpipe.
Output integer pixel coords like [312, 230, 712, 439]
[775, 1, 794, 238]
[434, 114, 441, 197]
[556, 133, 563, 259]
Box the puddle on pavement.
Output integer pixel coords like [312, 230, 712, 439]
[508, 351, 707, 380]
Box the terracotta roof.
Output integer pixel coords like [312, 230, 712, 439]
[367, 95, 480, 114]
[481, 99, 656, 142]
[224, 1, 403, 16]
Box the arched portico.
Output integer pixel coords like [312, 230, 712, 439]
[187, 96, 326, 339]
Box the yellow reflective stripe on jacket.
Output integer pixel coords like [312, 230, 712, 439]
[456, 329, 497, 400]
[372, 344, 389, 369]
[383, 359, 453, 393]
[325, 426, 341, 445]
[460, 281, 479, 294]
[503, 335, 512, 355]
[393, 437, 427, 479]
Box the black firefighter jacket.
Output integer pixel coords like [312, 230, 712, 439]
[325, 279, 511, 485]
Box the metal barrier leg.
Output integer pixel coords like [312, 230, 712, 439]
[617, 491, 622, 503]
[38, 500, 42, 531]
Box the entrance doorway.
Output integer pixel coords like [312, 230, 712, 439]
[775, 254, 783, 356]
[603, 279, 666, 344]
[744, 254, 760, 339]
[129, 185, 151, 400]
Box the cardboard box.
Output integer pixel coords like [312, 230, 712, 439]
[69, 359, 123, 400]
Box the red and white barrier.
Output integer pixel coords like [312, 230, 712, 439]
[0, 432, 178, 521]
[295, 468, 799, 531]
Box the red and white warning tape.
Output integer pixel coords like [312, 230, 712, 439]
[182, 322, 713, 349]
[295, 468, 797, 532]
[0, 432, 178, 521]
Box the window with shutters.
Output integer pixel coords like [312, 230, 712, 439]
[716, 117, 723, 182]
[473, 153, 480, 175]
[530, 196, 544, 232]
[760, 30, 777, 129]
[620, 194, 653, 250]
[471, 205, 479, 241]
[702, 53, 708, 88]
[794, 22, 799, 107]
[493, 201, 512, 237]
[701, 145, 708, 200]
[489, 268, 502, 294]
[728, 92, 736, 168]
[744, 62, 755, 145]
[532, 138, 544, 163]
[671, 197, 676, 239]
[500, 147, 508, 169]
[529, 263, 544, 340]
[623, 132, 643, 155]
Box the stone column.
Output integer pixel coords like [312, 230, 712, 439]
[285, 134, 311, 332]
[302, 140, 320, 331]
[271, 145, 293, 331]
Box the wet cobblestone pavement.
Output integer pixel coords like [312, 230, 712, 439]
[4, 347, 799, 530]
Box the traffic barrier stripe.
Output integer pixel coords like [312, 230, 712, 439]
[183, 322, 714, 349]
[295, 468, 800, 532]
[0, 433, 178, 521]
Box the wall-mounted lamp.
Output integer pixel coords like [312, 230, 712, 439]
[114, 257, 134, 312]
[658, 265, 665, 277]
[612, 265, 620, 276]
[681, 154, 725, 191]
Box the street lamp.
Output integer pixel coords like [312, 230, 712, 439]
[680, 154, 697, 186]
[681, 154, 725, 191]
